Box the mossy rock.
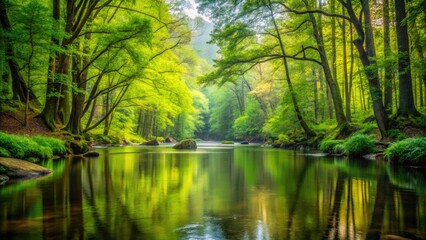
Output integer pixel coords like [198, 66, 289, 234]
[173, 139, 197, 150]
[66, 140, 89, 155]
[142, 139, 160, 146]
[221, 140, 234, 144]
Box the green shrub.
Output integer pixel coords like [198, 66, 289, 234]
[0, 147, 11, 157]
[384, 138, 426, 166]
[0, 166, 6, 174]
[92, 134, 120, 144]
[319, 139, 345, 153]
[0, 132, 54, 161]
[277, 133, 291, 143]
[32, 136, 66, 156]
[343, 134, 376, 156]
[221, 140, 234, 144]
[358, 123, 377, 134]
[0, 131, 25, 159]
[387, 129, 406, 141]
[333, 144, 345, 154]
[18, 136, 53, 160]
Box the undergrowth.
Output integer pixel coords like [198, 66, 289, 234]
[342, 134, 376, 156]
[0, 131, 66, 162]
[384, 138, 426, 166]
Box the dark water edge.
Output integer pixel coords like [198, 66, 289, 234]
[1, 144, 425, 240]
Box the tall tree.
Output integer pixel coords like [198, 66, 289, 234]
[383, 0, 393, 114]
[199, 0, 317, 137]
[394, 0, 419, 117]
[340, 0, 389, 137]
[280, 0, 349, 129]
[40, 0, 112, 130]
[0, 0, 38, 105]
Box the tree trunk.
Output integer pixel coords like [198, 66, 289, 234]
[0, 0, 38, 104]
[41, 0, 101, 131]
[313, 68, 319, 123]
[269, 4, 316, 138]
[341, 6, 351, 121]
[319, 67, 326, 121]
[306, 1, 348, 127]
[65, 24, 92, 134]
[343, 0, 389, 137]
[383, 0, 393, 114]
[394, 0, 419, 117]
[103, 81, 111, 136]
[39, 0, 61, 130]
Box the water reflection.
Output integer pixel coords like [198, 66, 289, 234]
[1, 145, 425, 239]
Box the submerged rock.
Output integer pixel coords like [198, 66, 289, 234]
[142, 139, 160, 146]
[173, 139, 197, 150]
[0, 174, 9, 185]
[363, 153, 384, 160]
[164, 137, 176, 143]
[83, 151, 100, 157]
[0, 157, 51, 181]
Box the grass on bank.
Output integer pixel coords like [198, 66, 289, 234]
[0, 131, 66, 162]
[384, 137, 426, 166]
[319, 133, 376, 156]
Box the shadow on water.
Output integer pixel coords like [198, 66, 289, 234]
[1, 146, 425, 239]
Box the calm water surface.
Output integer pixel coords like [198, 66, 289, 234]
[1, 143, 426, 239]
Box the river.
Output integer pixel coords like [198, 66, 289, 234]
[1, 143, 425, 239]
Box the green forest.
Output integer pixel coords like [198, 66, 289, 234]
[0, 0, 425, 149]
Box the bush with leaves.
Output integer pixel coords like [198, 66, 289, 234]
[385, 138, 426, 166]
[319, 139, 345, 153]
[0, 147, 11, 157]
[342, 134, 376, 156]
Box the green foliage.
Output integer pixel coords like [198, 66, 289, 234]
[342, 134, 376, 156]
[233, 98, 265, 140]
[221, 140, 234, 144]
[319, 140, 345, 153]
[275, 134, 291, 144]
[32, 136, 66, 156]
[387, 129, 406, 141]
[358, 123, 378, 134]
[0, 165, 6, 174]
[384, 138, 426, 166]
[0, 132, 56, 161]
[91, 134, 121, 144]
[0, 147, 11, 158]
[333, 144, 345, 154]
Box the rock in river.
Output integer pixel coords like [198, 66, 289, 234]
[0, 157, 52, 182]
[173, 139, 197, 150]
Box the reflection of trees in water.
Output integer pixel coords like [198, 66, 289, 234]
[83, 153, 148, 240]
[321, 160, 426, 240]
[3, 149, 426, 239]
